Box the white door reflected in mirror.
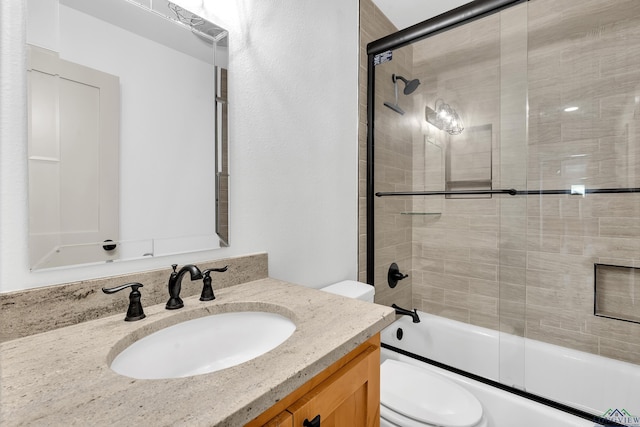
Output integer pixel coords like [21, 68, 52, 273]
[28, 45, 120, 269]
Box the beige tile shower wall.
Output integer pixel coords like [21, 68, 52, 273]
[499, 5, 529, 337]
[361, 0, 640, 365]
[359, 0, 413, 308]
[525, 0, 640, 365]
[409, 12, 506, 331]
[407, 0, 640, 365]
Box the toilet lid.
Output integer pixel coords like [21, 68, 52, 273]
[380, 359, 483, 427]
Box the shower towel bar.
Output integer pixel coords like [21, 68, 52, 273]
[376, 189, 517, 197]
[375, 187, 640, 197]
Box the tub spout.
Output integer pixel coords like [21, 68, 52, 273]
[392, 304, 420, 323]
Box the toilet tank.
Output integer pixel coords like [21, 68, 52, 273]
[320, 280, 375, 303]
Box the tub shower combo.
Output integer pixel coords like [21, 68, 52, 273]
[366, 0, 640, 425]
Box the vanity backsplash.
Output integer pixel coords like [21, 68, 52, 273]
[0, 253, 268, 342]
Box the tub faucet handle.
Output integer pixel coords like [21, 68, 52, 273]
[388, 262, 409, 288]
[102, 282, 146, 322]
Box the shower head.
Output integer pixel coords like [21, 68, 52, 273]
[393, 74, 421, 95]
[384, 74, 407, 115]
[384, 101, 405, 115]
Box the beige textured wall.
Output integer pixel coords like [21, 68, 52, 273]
[361, 0, 640, 365]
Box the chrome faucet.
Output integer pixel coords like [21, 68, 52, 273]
[166, 264, 203, 310]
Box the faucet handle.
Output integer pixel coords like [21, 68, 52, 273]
[204, 265, 229, 274]
[200, 265, 229, 301]
[102, 283, 146, 322]
[387, 263, 409, 288]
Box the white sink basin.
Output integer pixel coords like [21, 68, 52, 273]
[110, 311, 296, 379]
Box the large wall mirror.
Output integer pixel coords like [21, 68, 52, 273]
[26, 0, 229, 270]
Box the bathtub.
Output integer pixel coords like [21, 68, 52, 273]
[380, 312, 640, 427]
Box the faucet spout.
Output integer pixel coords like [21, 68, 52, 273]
[166, 264, 203, 309]
[391, 304, 420, 323]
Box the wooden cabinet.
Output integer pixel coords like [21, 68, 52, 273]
[247, 334, 381, 427]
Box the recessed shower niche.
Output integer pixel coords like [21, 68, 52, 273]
[404, 124, 493, 216]
[595, 264, 640, 324]
[445, 124, 492, 199]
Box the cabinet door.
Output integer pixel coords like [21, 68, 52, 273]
[287, 344, 380, 427]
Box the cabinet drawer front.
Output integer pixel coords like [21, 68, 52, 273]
[288, 345, 379, 427]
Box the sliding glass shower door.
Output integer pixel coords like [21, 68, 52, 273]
[367, 0, 640, 420]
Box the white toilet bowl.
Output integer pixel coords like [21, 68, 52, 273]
[380, 359, 487, 427]
[321, 280, 487, 427]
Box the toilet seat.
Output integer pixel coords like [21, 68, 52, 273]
[380, 359, 484, 427]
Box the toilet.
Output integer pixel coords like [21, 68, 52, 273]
[320, 280, 375, 302]
[379, 359, 487, 427]
[321, 281, 487, 427]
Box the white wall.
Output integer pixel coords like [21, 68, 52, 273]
[372, 0, 472, 30]
[0, 0, 359, 292]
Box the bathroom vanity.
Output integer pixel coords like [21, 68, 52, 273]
[250, 335, 381, 426]
[0, 279, 395, 426]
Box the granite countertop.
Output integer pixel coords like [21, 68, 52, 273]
[0, 278, 395, 426]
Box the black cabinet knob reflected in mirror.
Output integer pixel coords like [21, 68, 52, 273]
[102, 239, 117, 251]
